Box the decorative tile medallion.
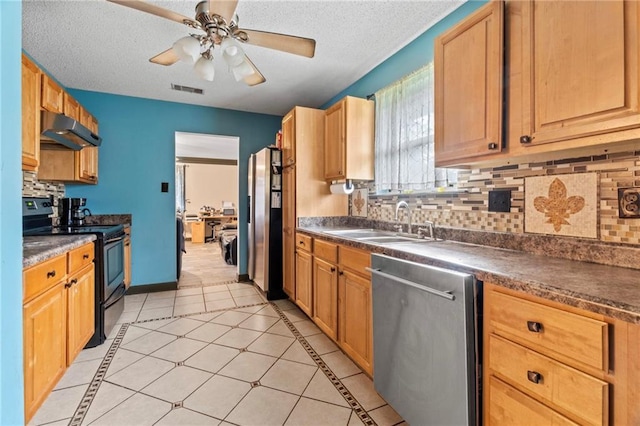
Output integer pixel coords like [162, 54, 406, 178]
[351, 189, 368, 217]
[525, 173, 598, 239]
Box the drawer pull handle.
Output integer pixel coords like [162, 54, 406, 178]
[527, 370, 542, 384]
[47, 270, 56, 278]
[299, 241, 304, 245]
[83, 254, 90, 259]
[527, 321, 543, 333]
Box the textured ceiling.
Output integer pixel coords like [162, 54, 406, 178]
[22, 0, 463, 116]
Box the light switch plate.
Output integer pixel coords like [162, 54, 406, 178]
[618, 187, 640, 218]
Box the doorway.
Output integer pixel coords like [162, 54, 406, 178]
[175, 132, 239, 288]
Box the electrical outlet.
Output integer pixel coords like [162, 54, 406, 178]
[618, 187, 640, 218]
[488, 190, 511, 213]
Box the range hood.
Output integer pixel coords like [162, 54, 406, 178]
[40, 111, 102, 151]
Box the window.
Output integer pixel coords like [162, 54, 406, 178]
[374, 63, 457, 193]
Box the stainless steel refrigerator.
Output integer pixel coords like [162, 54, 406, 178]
[248, 147, 285, 300]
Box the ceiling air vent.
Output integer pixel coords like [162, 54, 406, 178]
[171, 83, 204, 95]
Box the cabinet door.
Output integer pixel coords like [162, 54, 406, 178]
[41, 74, 63, 113]
[79, 147, 98, 183]
[23, 283, 67, 422]
[282, 166, 296, 299]
[520, 0, 640, 146]
[339, 269, 373, 375]
[313, 257, 338, 340]
[295, 249, 313, 317]
[282, 110, 295, 166]
[434, 1, 504, 166]
[66, 264, 95, 365]
[63, 93, 80, 121]
[324, 100, 346, 180]
[22, 55, 40, 171]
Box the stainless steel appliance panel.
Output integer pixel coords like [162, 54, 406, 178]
[371, 254, 478, 426]
[247, 154, 256, 281]
[252, 148, 271, 292]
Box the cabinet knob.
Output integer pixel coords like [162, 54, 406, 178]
[527, 370, 542, 384]
[65, 279, 77, 288]
[527, 321, 543, 333]
[299, 241, 304, 245]
[338, 270, 344, 276]
[83, 254, 90, 259]
[47, 270, 56, 278]
[330, 267, 336, 272]
[520, 135, 532, 144]
[488, 142, 498, 150]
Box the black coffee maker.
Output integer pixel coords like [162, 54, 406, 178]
[60, 197, 90, 227]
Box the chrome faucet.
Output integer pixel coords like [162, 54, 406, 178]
[394, 201, 412, 234]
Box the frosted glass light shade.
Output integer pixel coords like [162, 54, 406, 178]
[221, 38, 244, 67]
[172, 36, 201, 63]
[231, 58, 254, 81]
[194, 56, 215, 81]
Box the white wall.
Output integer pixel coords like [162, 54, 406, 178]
[184, 163, 238, 214]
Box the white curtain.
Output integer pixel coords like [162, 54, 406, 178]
[175, 164, 186, 213]
[374, 63, 456, 192]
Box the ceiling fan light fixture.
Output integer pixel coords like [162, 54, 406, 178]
[172, 35, 201, 63]
[194, 56, 215, 81]
[221, 38, 244, 67]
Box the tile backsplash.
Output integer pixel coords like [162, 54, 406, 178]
[357, 151, 640, 245]
[23, 171, 65, 217]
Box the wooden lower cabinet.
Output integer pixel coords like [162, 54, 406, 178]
[66, 263, 95, 365]
[312, 257, 338, 340]
[338, 269, 373, 376]
[23, 242, 96, 422]
[23, 282, 67, 422]
[295, 249, 313, 317]
[282, 232, 295, 299]
[484, 283, 640, 425]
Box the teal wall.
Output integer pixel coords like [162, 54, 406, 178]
[0, 1, 24, 424]
[66, 90, 281, 285]
[321, 1, 487, 108]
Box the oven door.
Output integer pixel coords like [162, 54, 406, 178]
[104, 235, 125, 300]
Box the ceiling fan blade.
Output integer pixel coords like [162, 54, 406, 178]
[236, 29, 316, 58]
[107, 0, 201, 29]
[208, 0, 238, 24]
[149, 48, 180, 66]
[242, 56, 266, 86]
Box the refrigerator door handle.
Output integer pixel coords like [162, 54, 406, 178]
[248, 154, 256, 280]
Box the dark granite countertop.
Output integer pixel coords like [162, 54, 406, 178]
[23, 235, 97, 269]
[84, 214, 131, 227]
[298, 226, 640, 324]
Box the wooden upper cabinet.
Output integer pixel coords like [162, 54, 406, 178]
[434, 1, 504, 166]
[518, 0, 640, 147]
[324, 96, 374, 181]
[63, 93, 80, 121]
[22, 54, 40, 172]
[41, 74, 63, 113]
[282, 110, 295, 166]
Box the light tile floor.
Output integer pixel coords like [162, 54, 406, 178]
[31, 296, 404, 426]
[179, 241, 237, 288]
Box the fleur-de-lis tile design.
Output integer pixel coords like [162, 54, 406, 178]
[353, 191, 365, 215]
[533, 178, 585, 232]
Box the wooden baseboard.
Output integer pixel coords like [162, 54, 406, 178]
[126, 281, 178, 295]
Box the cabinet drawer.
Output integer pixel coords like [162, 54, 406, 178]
[68, 243, 94, 274]
[488, 290, 608, 371]
[489, 376, 578, 426]
[339, 245, 371, 277]
[314, 239, 338, 263]
[23, 254, 67, 302]
[295, 233, 312, 252]
[489, 334, 608, 426]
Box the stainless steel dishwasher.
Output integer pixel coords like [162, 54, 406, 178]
[369, 254, 481, 426]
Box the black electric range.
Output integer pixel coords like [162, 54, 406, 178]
[23, 197, 126, 347]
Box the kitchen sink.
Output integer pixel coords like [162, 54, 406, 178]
[322, 228, 439, 245]
[358, 236, 420, 243]
[323, 229, 392, 239]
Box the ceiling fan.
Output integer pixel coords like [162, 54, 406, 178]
[107, 0, 316, 86]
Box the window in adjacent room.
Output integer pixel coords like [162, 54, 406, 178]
[374, 62, 457, 193]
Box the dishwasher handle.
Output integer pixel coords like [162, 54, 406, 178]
[366, 267, 456, 301]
